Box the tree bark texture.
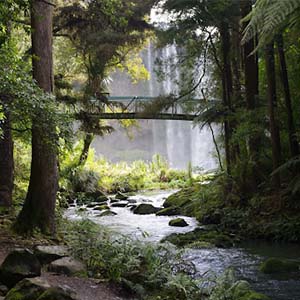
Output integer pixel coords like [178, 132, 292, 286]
[265, 42, 282, 189]
[79, 133, 94, 166]
[0, 106, 13, 207]
[276, 34, 299, 157]
[220, 22, 234, 175]
[240, 0, 260, 189]
[16, 0, 58, 234]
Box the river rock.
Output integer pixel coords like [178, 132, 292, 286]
[77, 207, 87, 212]
[111, 202, 128, 208]
[115, 192, 128, 200]
[133, 204, 160, 215]
[110, 199, 119, 204]
[86, 202, 106, 208]
[156, 206, 180, 216]
[169, 218, 189, 227]
[37, 286, 78, 300]
[48, 257, 87, 277]
[0, 285, 8, 296]
[127, 199, 137, 204]
[93, 205, 109, 211]
[129, 205, 137, 211]
[4, 277, 50, 300]
[97, 210, 117, 217]
[0, 249, 41, 288]
[35, 245, 69, 265]
[86, 190, 109, 202]
[260, 257, 300, 274]
[229, 280, 270, 300]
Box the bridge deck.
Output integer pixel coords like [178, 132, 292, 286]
[80, 112, 197, 121]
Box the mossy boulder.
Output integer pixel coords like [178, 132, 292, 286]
[97, 210, 117, 217]
[162, 227, 234, 248]
[229, 280, 270, 300]
[163, 190, 192, 208]
[169, 218, 188, 227]
[37, 287, 77, 300]
[48, 257, 87, 277]
[260, 258, 300, 274]
[35, 245, 69, 265]
[0, 249, 41, 288]
[86, 190, 109, 202]
[133, 204, 160, 215]
[4, 277, 50, 300]
[156, 206, 180, 216]
[77, 207, 87, 212]
[93, 205, 109, 211]
[115, 192, 128, 200]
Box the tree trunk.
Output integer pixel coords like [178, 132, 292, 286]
[0, 23, 13, 207]
[16, 0, 58, 234]
[0, 104, 13, 207]
[265, 42, 282, 189]
[241, 0, 260, 189]
[220, 22, 234, 175]
[79, 133, 94, 166]
[276, 34, 299, 157]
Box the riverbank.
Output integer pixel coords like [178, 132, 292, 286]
[0, 213, 132, 300]
[161, 178, 300, 245]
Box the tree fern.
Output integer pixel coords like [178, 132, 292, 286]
[242, 0, 300, 49]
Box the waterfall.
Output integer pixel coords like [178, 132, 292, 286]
[91, 41, 218, 171]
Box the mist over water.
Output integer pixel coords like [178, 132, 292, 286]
[91, 42, 218, 171]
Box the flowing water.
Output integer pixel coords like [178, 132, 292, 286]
[66, 190, 300, 300]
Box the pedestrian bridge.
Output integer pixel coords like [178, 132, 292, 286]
[78, 95, 211, 121]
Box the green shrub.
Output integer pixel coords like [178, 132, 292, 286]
[63, 219, 200, 299]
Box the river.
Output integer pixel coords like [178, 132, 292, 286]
[65, 190, 300, 300]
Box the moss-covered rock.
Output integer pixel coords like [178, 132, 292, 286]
[163, 189, 192, 208]
[93, 205, 109, 211]
[169, 218, 188, 227]
[162, 227, 234, 248]
[156, 206, 180, 216]
[0, 249, 41, 288]
[133, 204, 160, 215]
[115, 192, 128, 200]
[260, 258, 300, 274]
[97, 210, 117, 217]
[4, 277, 50, 300]
[37, 287, 77, 300]
[230, 280, 270, 300]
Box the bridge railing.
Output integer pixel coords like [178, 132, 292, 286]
[103, 96, 205, 115]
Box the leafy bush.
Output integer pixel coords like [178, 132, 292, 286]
[63, 219, 201, 299]
[59, 143, 198, 193]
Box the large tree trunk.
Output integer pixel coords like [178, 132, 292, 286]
[220, 22, 234, 175]
[16, 0, 58, 234]
[0, 104, 13, 207]
[241, 0, 260, 189]
[265, 42, 282, 190]
[276, 34, 299, 157]
[0, 24, 13, 207]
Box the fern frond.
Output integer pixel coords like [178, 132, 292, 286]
[242, 0, 300, 49]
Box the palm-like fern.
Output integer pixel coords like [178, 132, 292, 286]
[242, 0, 300, 49]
